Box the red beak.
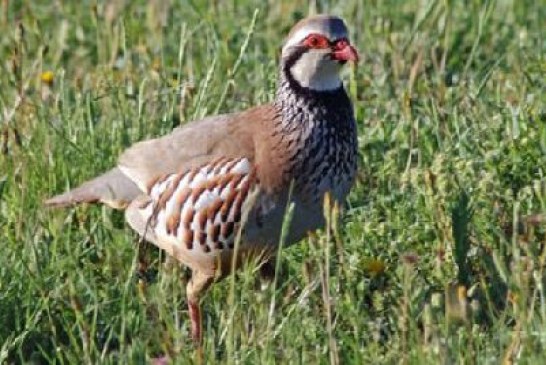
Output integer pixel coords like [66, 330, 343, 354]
[332, 44, 359, 63]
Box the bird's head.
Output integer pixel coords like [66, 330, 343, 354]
[281, 15, 359, 92]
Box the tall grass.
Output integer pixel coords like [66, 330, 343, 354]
[1, 0, 545, 363]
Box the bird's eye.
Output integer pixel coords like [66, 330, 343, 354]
[303, 34, 329, 49]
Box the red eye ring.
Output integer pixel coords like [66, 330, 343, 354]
[303, 34, 330, 49]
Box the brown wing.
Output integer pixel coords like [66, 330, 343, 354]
[46, 105, 274, 208]
[118, 106, 271, 192]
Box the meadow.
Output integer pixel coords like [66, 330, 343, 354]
[1, 0, 545, 363]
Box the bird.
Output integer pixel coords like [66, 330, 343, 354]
[46, 14, 359, 345]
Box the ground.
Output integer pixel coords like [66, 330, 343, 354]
[1, 0, 545, 363]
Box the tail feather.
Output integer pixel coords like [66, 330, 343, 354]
[45, 168, 142, 209]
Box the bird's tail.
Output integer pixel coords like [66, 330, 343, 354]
[45, 168, 142, 209]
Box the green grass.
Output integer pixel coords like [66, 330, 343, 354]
[1, 0, 545, 363]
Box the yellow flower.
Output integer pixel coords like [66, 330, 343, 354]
[152, 58, 161, 72]
[363, 258, 386, 276]
[41, 71, 54, 85]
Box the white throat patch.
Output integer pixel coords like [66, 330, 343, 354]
[290, 51, 342, 91]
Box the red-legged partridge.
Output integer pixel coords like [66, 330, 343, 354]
[46, 14, 359, 344]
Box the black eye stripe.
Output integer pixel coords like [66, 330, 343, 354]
[309, 38, 348, 48]
[307, 37, 333, 47]
[281, 45, 344, 94]
[281, 46, 310, 92]
[283, 46, 308, 72]
[284, 35, 349, 67]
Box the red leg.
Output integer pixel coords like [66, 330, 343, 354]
[186, 271, 214, 346]
[188, 299, 202, 344]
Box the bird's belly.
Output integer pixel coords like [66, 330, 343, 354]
[243, 178, 353, 248]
